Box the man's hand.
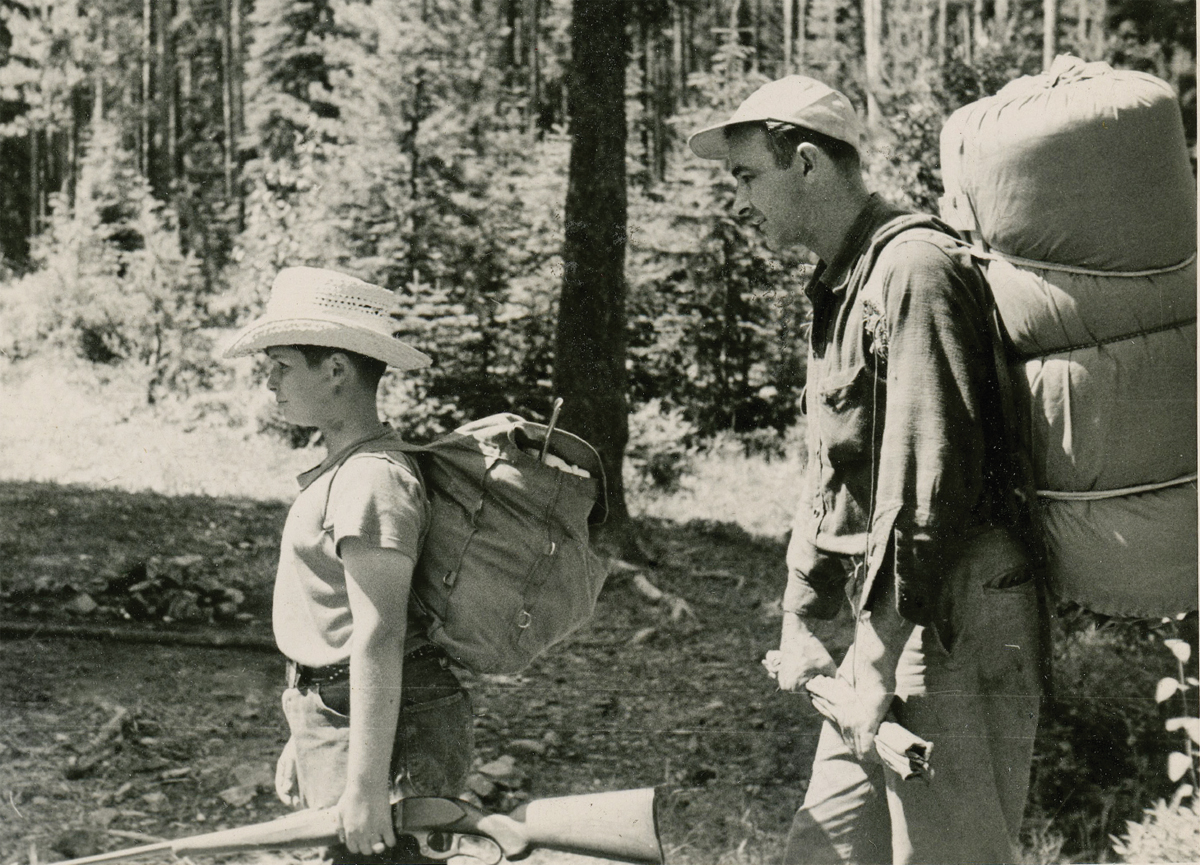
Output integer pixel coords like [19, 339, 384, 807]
[805, 674, 893, 762]
[274, 738, 301, 808]
[774, 612, 838, 692]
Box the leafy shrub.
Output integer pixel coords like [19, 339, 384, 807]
[1029, 611, 1200, 861]
[0, 121, 218, 403]
[1112, 796, 1200, 863]
[626, 399, 701, 495]
[1110, 623, 1200, 862]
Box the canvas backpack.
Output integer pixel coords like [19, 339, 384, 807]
[397, 413, 609, 675]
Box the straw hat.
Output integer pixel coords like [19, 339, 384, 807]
[223, 267, 432, 370]
[688, 75, 865, 160]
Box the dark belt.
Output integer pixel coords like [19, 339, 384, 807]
[285, 642, 446, 690]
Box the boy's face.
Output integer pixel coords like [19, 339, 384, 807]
[265, 347, 334, 428]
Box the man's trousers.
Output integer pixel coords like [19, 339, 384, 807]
[785, 528, 1043, 865]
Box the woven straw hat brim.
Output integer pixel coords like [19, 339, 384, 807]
[222, 317, 432, 371]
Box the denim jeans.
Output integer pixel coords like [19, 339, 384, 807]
[785, 527, 1043, 865]
[280, 651, 474, 864]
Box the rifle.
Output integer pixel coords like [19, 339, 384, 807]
[49, 788, 663, 865]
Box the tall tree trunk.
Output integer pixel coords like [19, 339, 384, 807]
[28, 130, 39, 235]
[783, 0, 793, 73]
[528, 0, 541, 134]
[67, 100, 77, 204]
[995, 0, 1010, 42]
[751, 0, 760, 73]
[672, 5, 685, 108]
[652, 33, 666, 181]
[220, 0, 235, 200]
[555, 0, 635, 558]
[639, 14, 650, 181]
[1043, 0, 1056, 69]
[863, 0, 882, 126]
[141, 0, 152, 178]
[1092, 0, 1106, 58]
[408, 0, 429, 282]
[166, 0, 178, 190]
[93, 71, 103, 122]
[961, 2, 972, 63]
[682, 5, 692, 92]
[936, 0, 947, 66]
[230, 0, 245, 225]
[152, 0, 168, 195]
[796, 0, 806, 68]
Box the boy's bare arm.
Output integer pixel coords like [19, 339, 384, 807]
[340, 540, 414, 856]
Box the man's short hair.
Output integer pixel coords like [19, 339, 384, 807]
[727, 120, 861, 172]
[290, 344, 388, 390]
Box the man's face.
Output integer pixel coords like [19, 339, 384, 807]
[727, 127, 811, 251]
[265, 346, 333, 428]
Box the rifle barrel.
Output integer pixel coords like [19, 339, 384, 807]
[48, 841, 173, 865]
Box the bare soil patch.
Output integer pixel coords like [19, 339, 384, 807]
[2, 480, 837, 864]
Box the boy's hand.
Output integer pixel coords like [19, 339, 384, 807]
[274, 738, 301, 808]
[337, 783, 397, 856]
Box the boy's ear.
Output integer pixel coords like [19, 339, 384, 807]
[325, 351, 350, 380]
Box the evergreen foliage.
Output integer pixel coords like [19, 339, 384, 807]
[0, 0, 1192, 438]
[0, 121, 211, 403]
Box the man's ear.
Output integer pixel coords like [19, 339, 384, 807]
[795, 142, 821, 177]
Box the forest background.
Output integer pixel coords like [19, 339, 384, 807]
[0, 0, 1196, 861]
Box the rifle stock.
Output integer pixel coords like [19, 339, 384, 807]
[407, 788, 663, 864]
[50, 788, 662, 865]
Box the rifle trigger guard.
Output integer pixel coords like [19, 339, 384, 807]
[413, 830, 503, 865]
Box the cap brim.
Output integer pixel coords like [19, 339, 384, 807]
[687, 121, 738, 160]
[222, 318, 433, 371]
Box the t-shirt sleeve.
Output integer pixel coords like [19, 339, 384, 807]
[326, 453, 429, 562]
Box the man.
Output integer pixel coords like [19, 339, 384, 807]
[689, 77, 1043, 865]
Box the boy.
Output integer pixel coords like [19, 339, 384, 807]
[223, 266, 473, 864]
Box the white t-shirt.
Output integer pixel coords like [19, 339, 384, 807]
[272, 429, 430, 668]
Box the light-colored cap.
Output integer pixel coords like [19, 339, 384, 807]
[222, 267, 432, 370]
[688, 75, 865, 160]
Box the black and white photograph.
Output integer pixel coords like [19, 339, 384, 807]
[0, 1, 1196, 863]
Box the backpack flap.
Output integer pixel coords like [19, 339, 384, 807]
[509, 418, 609, 525]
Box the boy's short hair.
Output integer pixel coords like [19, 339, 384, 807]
[727, 120, 861, 173]
[290, 344, 388, 390]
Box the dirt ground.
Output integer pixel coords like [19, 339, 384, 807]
[4, 479, 1194, 865]
[1, 481, 832, 865]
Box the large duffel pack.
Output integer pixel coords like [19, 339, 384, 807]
[939, 55, 1198, 617]
[404, 414, 609, 674]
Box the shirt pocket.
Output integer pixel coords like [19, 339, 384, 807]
[817, 365, 877, 469]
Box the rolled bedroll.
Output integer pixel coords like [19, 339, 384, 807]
[939, 55, 1198, 617]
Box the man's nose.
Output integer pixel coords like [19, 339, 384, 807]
[732, 185, 756, 219]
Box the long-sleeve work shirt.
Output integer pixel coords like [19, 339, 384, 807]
[783, 196, 1015, 629]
